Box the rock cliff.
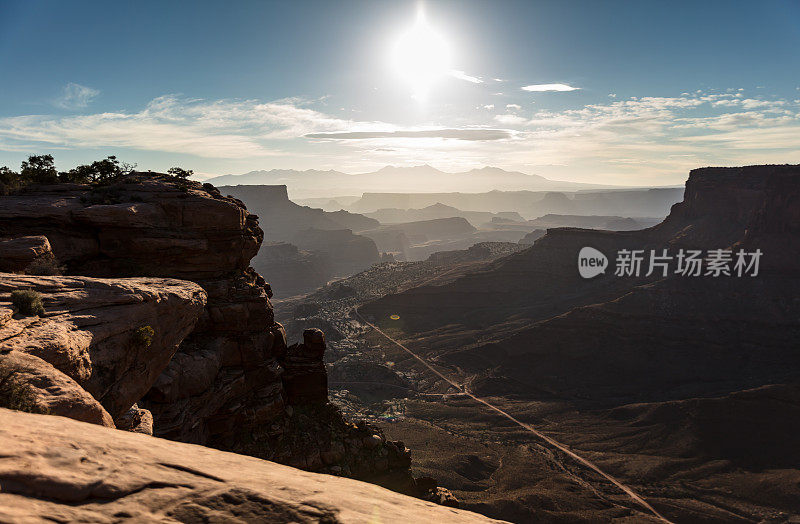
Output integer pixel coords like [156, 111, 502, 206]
[0, 173, 426, 498]
[291, 228, 379, 277]
[255, 241, 331, 297]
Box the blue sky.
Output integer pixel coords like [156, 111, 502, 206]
[1, 0, 799, 185]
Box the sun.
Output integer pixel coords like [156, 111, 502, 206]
[391, 7, 451, 100]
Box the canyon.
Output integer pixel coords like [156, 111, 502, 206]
[280, 165, 800, 522]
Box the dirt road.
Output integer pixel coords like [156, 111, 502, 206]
[352, 306, 672, 524]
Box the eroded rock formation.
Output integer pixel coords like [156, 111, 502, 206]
[0, 273, 206, 422]
[281, 328, 329, 405]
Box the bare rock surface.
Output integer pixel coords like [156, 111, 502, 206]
[0, 408, 501, 523]
[0, 273, 207, 419]
[114, 403, 154, 435]
[0, 350, 113, 427]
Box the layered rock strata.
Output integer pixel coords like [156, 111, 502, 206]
[0, 235, 53, 272]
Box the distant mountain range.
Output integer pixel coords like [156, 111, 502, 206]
[204, 165, 620, 198]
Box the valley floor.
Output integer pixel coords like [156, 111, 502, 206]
[276, 262, 800, 524]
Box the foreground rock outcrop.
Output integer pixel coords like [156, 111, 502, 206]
[0, 350, 113, 427]
[0, 177, 284, 446]
[0, 408, 500, 523]
[0, 274, 206, 422]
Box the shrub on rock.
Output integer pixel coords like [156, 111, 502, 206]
[0, 368, 48, 415]
[11, 289, 44, 316]
[132, 326, 155, 348]
[25, 254, 64, 276]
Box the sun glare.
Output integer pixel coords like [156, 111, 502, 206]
[391, 6, 451, 100]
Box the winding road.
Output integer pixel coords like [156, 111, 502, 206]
[351, 306, 673, 524]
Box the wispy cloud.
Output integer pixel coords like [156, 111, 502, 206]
[448, 70, 483, 84]
[1, 95, 352, 157]
[55, 83, 100, 109]
[522, 83, 580, 92]
[0, 94, 513, 161]
[478, 91, 800, 183]
[506, 104, 522, 110]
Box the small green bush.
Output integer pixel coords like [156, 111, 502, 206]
[11, 289, 45, 316]
[132, 325, 155, 348]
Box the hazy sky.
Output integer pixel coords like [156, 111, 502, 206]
[1, 0, 799, 185]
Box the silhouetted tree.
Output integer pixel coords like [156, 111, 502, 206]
[61, 155, 130, 184]
[167, 167, 193, 179]
[20, 155, 58, 185]
[0, 166, 21, 195]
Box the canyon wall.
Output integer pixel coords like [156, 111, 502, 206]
[219, 184, 381, 296]
[362, 165, 800, 403]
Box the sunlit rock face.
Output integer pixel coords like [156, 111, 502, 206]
[0, 409, 501, 524]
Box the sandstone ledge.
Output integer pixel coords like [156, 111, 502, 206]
[0, 408, 502, 523]
[0, 273, 207, 420]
